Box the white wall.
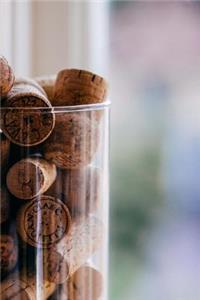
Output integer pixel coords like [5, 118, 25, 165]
[31, 1, 109, 77]
[0, 1, 14, 64]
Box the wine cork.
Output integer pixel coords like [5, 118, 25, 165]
[6, 158, 57, 200]
[0, 274, 30, 300]
[64, 167, 101, 217]
[0, 78, 55, 146]
[49, 266, 102, 300]
[17, 195, 71, 248]
[0, 187, 9, 224]
[0, 133, 10, 171]
[56, 216, 103, 275]
[41, 246, 69, 284]
[14, 77, 48, 95]
[67, 266, 103, 300]
[0, 56, 15, 98]
[53, 69, 108, 106]
[35, 75, 56, 102]
[44, 113, 99, 169]
[0, 235, 18, 275]
[0, 272, 56, 300]
[46, 167, 101, 218]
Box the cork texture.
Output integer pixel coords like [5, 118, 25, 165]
[67, 266, 103, 300]
[17, 195, 71, 248]
[6, 157, 57, 200]
[56, 216, 103, 275]
[44, 113, 99, 169]
[0, 56, 15, 98]
[35, 75, 56, 102]
[0, 272, 56, 300]
[0, 79, 55, 146]
[46, 167, 101, 218]
[42, 246, 69, 284]
[64, 167, 101, 217]
[53, 69, 108, 106]
[14, 77, 47, 97]
[0, 133, 10, 171]
[0, 274, 30, 300]
[0, 235, 18, 275]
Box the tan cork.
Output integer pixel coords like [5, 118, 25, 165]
[41, 246, 70, 284]
[6, 158, 57, 200]
[53, 69, 108, 106]
[50, 266, 103, 300]
[0, 78, 55, 146]
[56, 216, 103, 276]
[43, 113, 99, 169]
[67, 266, 103, 300]
[35, 75, 56, 103]
[0, 271, 56, 300]
[46, 167, 101, 219]
[0, 56, 15, 98]
[17, 195, 71, 248]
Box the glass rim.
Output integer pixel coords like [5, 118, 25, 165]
[0, 100, 111, 113]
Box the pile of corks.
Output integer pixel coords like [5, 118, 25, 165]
[0, 55, 108, 300]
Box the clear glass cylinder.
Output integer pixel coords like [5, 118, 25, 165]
[0, 102, 110, 300]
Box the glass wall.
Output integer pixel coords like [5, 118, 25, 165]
[2, 1, 200, 299]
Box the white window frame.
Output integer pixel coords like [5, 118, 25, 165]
[0, 1, 109, 77]
[0, 0, 32, 76]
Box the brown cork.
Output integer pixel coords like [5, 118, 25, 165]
[67, 266, 103, 300]
[0, 78, 55, 147]
[56, 216, 103, 276]
[0, 187, 9, 224]
[41, 246, 69, 284]
[46, 167, 101, 218]
[0, 133, 10, 171]
[35, 75, 56, 102]
[53, 69, 108, 106]
[17, 195, 71, 248]
[0, 272, 56, 300]
[0, 235, 18, 275]
[0, 274, 30, 300]
[0, 56, 15, 98]
[44, 113, 99, 169]
[14, 77, 48, 96]
[49, 266, 103, 300]
[6, 158, 57, 200]
[64, 167, 101, 217]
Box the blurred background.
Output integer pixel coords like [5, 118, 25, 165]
[1, 1, 200, 299]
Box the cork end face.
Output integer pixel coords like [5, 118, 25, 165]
[0, 56, 15, 98]
[68, 266, 103, 300]
[1, 100, 55, 147]
[43, 248, 70, 284]
[6, 160, 44, 200]
[17, 196, 71, 248]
